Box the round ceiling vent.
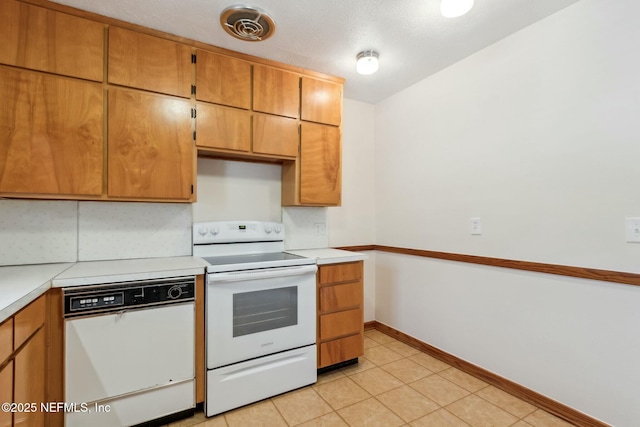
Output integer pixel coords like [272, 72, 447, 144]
[220, 5, 275, 42]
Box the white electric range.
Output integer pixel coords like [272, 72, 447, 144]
[193, 221, 317, 416]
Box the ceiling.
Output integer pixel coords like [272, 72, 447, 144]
[51, 0, 581, 103]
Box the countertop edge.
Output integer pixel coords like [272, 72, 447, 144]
[0, 257, 207, 323]
[285, 248, 369, 265]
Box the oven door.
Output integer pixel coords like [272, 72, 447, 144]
[206, 264, 317, 369]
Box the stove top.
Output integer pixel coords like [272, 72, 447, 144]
[202, 252, 315, 273]
[193, 221, 316, 273]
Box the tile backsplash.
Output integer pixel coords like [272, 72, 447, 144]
[78, 202, 192, 261]
[0, 200, 78, 266]
[0, 199, 192, 266]
[282, 207, 329, 250]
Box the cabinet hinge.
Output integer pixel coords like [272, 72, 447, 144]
[191, 85, 196, 96]
[191, 53, 197, 64]
[191, 184, 194, 194]
[193, 130, 196, 140]
[191, 108, 197, 119]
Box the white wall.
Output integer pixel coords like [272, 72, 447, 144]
[328, 98, 376, 247]
[374, 0, 640, 425]
[193, 157, 282, 223]
[329, 98, 377, 322]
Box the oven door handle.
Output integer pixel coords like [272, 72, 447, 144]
[208, 264, 317, 283]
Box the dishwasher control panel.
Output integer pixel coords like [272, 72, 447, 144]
[63, 276, 196, 317]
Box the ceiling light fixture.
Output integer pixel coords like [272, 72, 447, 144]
[356, 50, 379, 75]
[440, 0, 474, 18]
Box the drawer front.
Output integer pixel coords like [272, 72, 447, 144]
[0, 318, 12, 363]
[319, 282, 362, 313]
[319, 262, 362, 284]
[14, 295, 45, 350]
[319, 309, 362, 341]
[319, 334, 364, 368]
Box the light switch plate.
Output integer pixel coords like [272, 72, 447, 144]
[625, 218, 640, 243]
[470, 217, 482, 235]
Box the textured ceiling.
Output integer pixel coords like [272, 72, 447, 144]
[51, 0, 581, 103]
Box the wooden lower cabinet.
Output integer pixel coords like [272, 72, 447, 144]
[0, 292, 61, 427]
[0, 361, 13, 427]
[317, 261, 364, 369]
[13, 329, 45, 427]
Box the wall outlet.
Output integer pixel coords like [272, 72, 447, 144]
[625, 218, 640, 243]
[314, 223, 326, 236]
[470, 217, 482, 235]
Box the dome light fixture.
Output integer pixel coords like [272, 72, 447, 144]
[356, 50, 379, 75]
[440, 0, 474, 18]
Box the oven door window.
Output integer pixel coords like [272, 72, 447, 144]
[233, 286, 298, 337]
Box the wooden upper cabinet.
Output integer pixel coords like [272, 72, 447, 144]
[253, 114, 298, 158]
[300, 122, 341, 206]
[108, 88, 194, 200]
[0, 67, 104, 196]
[301, 76, 342, 126]
[196, 50, 251, 109]
[0, 0, 104, 81]
[253, 64, 300, 118]
[108, 27, 193, 98]
[196, 103, 251, 153]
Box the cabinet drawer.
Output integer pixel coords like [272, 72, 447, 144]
[0, 318, 12, 363]
[319, 282, 362, 313]
[319, 334, 364, 368]
[319, 309, 362, 341]
[319, 262, 362, 284]
[14, 296, 45, 350]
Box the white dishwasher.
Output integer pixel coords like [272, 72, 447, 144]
[63, 276, 196, 427]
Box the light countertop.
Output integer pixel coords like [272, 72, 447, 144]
[52, 256, 208, 288]
[1, 257, 207, 323]
[0, 263, 74, 322]
[285, 248, 368, 265]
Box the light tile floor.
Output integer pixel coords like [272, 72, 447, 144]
[167, 329, 575, 427]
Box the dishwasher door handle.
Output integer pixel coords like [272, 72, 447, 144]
[208, 264, 317, 283]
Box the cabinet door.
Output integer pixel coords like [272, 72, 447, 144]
[14, 328, 45, 427]
[14, 295, 45, 350]
[196, 103, 251, 152]
[0, 361, 12, 427]
[301, 77, 342, 126]
[0, 318, 12, 364]
[253, 65, 299, 118]
[300, 123, 341, 205]
[0, 67, 104, 196]
[108, 27, 192, 98]
[196, 50, 251, 109]
[253, 114, 298, 158]
[0, 0, 104, 81]
[108, 89, 194, 200]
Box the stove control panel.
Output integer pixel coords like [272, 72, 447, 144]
[193, 221, 284, 244]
